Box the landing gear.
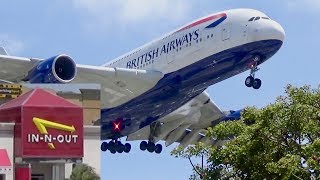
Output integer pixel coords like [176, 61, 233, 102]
[139, 121, 163, 154]
[101, 142, 108, 152]
[100, 140, 131, 154]
[245, 76, 254, 87]
[140, 141, 162, 154]
[252, 78, 262, 89]
[155, 144, 163, 154]
[245, 55, 262, 89]
[140, 141, 148, 151]
[124, 143, 131, 153]
[147, 142, 155, 153]
[245, 76, 262, 89]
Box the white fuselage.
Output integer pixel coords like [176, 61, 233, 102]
[103, 9, 284, 74]
[98, 8, 285, 139]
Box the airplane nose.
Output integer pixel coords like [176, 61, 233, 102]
[252, 20, 285, 42]
[272, 21, 285, 42]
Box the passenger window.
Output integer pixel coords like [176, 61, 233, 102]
[254, 17, 260, 21]
[262, 17, 269, 20]
[248, 17, 255, 21]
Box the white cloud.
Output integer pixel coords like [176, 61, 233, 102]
[72, 0, 192, 30]
[0, 34, 24, 55]
[287, 0, 320, 13]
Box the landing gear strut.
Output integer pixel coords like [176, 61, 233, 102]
[245, 55, 262, 89]
[101, 140, 131, 154]
[139, 121, 163, 154]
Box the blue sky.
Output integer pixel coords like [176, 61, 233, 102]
[1, 0, 320, 179]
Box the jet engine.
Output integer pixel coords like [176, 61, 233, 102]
[24, 54, 77, 83]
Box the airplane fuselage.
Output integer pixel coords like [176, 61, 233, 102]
[100, 8, 285, 140]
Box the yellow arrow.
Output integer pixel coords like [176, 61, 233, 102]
[32, 117, 76, 149]
[33, 117, 75, 134]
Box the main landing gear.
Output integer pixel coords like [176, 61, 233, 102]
[245, 55, 262, 89]
[139, 141, 163, 154]
[101, 140, 131, 154]
[138, 121, 163, 154]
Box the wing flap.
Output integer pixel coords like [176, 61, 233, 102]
[126, 91, 230, 149]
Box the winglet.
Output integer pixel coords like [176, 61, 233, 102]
[0, 47, 8, 55]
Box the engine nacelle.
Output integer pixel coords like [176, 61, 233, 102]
[24, 54, 77, 83]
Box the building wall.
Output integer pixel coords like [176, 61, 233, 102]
[31, 164, 53, 180]
[65, 125, 100, 179]
[0, 123, 14, 180]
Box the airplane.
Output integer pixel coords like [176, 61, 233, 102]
[0, 8, 285, 154]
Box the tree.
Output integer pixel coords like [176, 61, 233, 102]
[70, 163, 100, 180]
[172, 85, 320, 179]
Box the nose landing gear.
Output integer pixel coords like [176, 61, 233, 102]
[245, 55, 262, 89]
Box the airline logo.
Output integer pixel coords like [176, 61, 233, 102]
[126, 13, 227, 69]
[176, 13, 227, 32]
[205, 13, 227, 29]
[27, 117, 79, 150]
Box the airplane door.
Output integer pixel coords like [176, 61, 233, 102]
[221, 23, 231, 41]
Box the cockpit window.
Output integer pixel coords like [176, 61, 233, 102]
[248, 17, 255, 21]
[249, 16, 269, 22]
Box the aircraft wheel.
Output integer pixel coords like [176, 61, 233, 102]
[147, 142, 155, 153]
[124, 143, 131, 153]
[101, 142, 108, 152]
[154, 144, 162, 154]
[140, 141, 148, 151]
[245, 76, 254, 87]
[108, 141, 115, 152]
[110, 149, 116, 154]
[116, 143, 124, 153]
[252, 78, 262, 89]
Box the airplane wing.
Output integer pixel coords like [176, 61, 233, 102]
[73, 65, 163, 108]
[126, 91, 241, 149]
[0, 55, 39, 83]
[0, 54, 164, 108]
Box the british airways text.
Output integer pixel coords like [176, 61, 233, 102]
[126, 29, 200, 68]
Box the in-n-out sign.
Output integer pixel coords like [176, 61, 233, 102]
[28, 117, 79, 149]
[27, 134, 79, 144]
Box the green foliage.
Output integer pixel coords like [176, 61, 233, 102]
[70, 163, 100, 180]
[172, 85, 320, 179]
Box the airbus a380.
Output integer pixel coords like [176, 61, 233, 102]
[0, 9, 284, 154]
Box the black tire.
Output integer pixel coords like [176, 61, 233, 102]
[140, 141, 147, 151]
[147, 142, 155, 153]
[116, 143, 124, 153]
[101, 142, 108, 152]
[154, 144, 162, 154]
[124, 143, 131, 153]
[252, 78, 262, 89]
[110, 149, 116, 154]
[108, 141, 115, 152]
[245, 76, 254, 87]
